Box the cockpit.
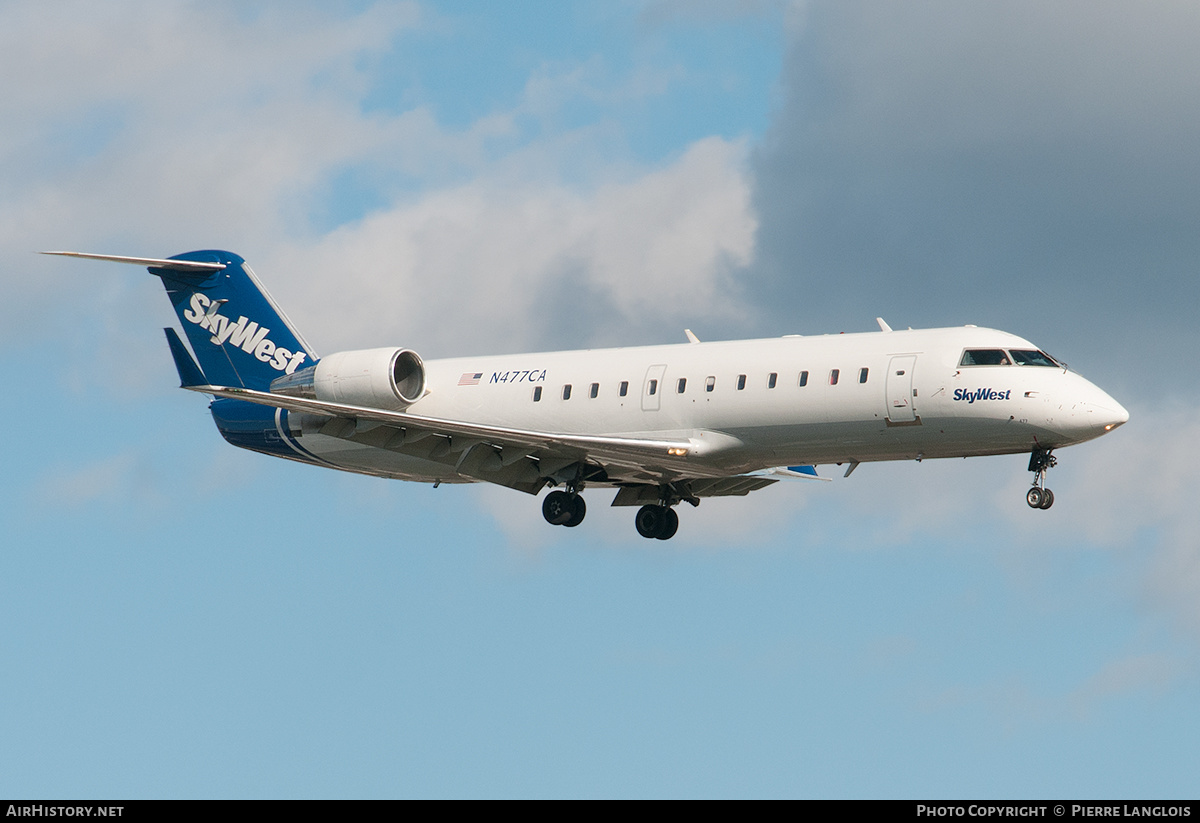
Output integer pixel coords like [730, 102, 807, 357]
[959, 348, 1062, 368]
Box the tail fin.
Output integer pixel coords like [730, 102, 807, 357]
[46, 249, 318, 390]
[156, 250, 317, 389]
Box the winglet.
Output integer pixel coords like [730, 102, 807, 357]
[684, 329, 700, 344]
[164, 327, 207, 388]
[876, 317, 892, 332]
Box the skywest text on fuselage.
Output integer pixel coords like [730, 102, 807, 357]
[953, 387, 1013, 403]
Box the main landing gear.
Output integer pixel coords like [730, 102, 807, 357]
[542, 492, 682, 539]
[542, 479, 691, 540]
[633, 484, 696, 540]
[542, 489, 586, 527]
[1026, 447, 1056, 510]
[635, 505, 679, 540]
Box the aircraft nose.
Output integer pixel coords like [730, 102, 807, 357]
[1080, 387, 1129, 435]
[1094, 398, 1130, 432]
[1055, 377, 1129, 442]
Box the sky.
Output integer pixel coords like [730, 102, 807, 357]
[2, 0, 1198, 799]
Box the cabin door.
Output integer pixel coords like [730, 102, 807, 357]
[886, 355, 918, 423]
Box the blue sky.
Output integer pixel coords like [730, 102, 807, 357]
[3, 0, 1199, 798]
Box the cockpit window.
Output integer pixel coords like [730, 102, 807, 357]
[1009, 349, 1061, 367]
[959, 349, 1010, 366]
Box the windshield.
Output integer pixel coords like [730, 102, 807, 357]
[959, 349, 1010, 366]
[1009, 349, 1061, 367]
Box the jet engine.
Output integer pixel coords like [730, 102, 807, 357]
[270, 347, 426, 410]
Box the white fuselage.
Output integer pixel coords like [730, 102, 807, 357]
[284, 325, 1128, 486]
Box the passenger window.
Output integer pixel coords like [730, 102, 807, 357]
[619, 381, 629, 397]
[648, 379, 657, 396]
[705, 376, 715, 393]
[562, 384, 572, 400]
[737, 374, 747, 391]
[677, 377, 687, 393]
[798, 371, 808, 387]
[959, 349, 1011, 366]
[859, 367, 869, 384]
[533, 386, 542, 402]
[590, 382, 599, 399]
[830, 369, 840, 385]
[768, 372, 778, 389]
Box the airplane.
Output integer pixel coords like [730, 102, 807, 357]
[45, 249, 1129, 540]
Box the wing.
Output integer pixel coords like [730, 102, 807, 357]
[189, 383, 778, 497]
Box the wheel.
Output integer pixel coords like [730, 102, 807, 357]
[563, 494, 586, 527]
[635, 505, 678, 539]
[1026, 487, 1044, 508]
[542, 490, 574, 525]
[655, 507, 679, 540]
[1038, 488, 1055, 509]
[635, 505, 665, 538]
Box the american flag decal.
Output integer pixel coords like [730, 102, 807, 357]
[458, 372, 483, 386]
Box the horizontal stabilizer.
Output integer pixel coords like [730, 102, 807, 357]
[164, 328, 207, 388]
[41, 251, 226, 273]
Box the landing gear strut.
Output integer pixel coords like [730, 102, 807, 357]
[1026, 447, 1056, 510]
[542, 489, 586, 527]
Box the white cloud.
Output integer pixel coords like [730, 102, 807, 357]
[8, 0, 758, 382]
[270, 135, 757, 356]
[2, 2, 425, 354]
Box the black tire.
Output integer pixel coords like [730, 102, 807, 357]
[635, 505, 664, 538]
[564, 494, 587, 527]
[542, 490, 574, 525]
[1026, 487, 1044, 509]
[1038, 488, 1055, 509]
[655, 507, 679, 540]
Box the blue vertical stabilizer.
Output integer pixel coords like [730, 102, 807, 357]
[153, 250, 317, 390]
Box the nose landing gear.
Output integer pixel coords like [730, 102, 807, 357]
[1026, 447, 1056, 510]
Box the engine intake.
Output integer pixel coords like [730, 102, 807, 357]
[270, 347, 426, 410]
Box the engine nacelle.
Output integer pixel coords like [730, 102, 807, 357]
[270, 347, 426, 410]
